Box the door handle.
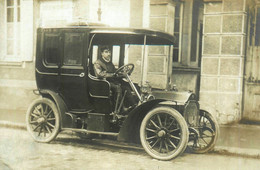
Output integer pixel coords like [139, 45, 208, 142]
[79, 72, 85, 77]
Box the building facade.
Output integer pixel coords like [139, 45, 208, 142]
[0, 0, 259, 124]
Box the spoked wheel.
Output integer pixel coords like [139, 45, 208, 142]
[188, 110, 219, 153]
[140, 107, 189, 160]
[26, 98, 60, 143]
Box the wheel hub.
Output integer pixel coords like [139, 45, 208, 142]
[157, 130, 166, 137]
[37, 117, 46, 124]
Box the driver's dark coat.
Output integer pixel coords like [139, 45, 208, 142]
[94, 57, 116, 78]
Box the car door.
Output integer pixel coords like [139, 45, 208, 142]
[60, 30, 90, 110]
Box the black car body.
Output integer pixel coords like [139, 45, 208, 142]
[26, 23, 219, 160]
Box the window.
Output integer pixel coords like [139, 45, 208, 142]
[249, 6, 260, 46]
[5, 0, 20, 61]
[64, 33, 84, 66]
[173, 3, 183, 63]
[172, 1, 203, 67]
[44, 34, 60, 65]
[255, 7, 260, 46]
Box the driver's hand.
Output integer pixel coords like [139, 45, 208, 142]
[115, 73, 126, 78]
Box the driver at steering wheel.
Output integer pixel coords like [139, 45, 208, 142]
[94, 46, 136, 111]
[94, 46, 116, 78]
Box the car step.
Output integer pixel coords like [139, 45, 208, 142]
[62, 128, 119, 136]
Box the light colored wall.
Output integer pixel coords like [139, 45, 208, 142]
[39, 0, 73, 26]
[0, 0, 39, 123]
[200, 0, 247, 124]
[88, 0, 130, 27]
[0, 1, 4, 59]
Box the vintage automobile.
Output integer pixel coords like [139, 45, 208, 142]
[26, 22, 219, 160]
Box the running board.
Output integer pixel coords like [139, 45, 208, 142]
[62, 128, 119, 136]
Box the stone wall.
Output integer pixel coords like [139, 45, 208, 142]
[200, 0, 246, 124]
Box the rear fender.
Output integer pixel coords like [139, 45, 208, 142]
[117, 99, 164, 143]
[40, 89, 69, 128]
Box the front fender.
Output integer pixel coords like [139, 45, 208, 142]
[40, 89, 69, 128]
[117, 99, 164, 143]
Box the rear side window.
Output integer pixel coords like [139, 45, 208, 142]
[63, 33, 84, 65]
[44, 33, 60, 65]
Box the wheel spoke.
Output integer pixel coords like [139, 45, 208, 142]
[146, 128, 157, 133]
[150, 119, 160, 129]
[169, 128, 180, 133]
[164, 140, 169, 153]
[38, 126, 43, 136]
[31, 113, 40, 118]
[39, 104, 44, 115]
[169, 134, 180, 140]
[43, 104, 48, 115]
[29, 121, 38, 124]
[168, 139, 177, 148]
[146, 135, 157, 140]
[34, 107, 42, 116]
[43, 126, 46, 137]
[46, 110, 53, 118]
[47, 118, 56, 121]
[45, 125, 52, 134]
[159, 140, 163, 153]
[151, 138, 160, 148]
[157, 114, 162, 127]
[164, 114, 168, 127]
[47, 122, 55, 128]
[201, 137, 209, 145]
[33, 124, 41, 131]
[201, 133, 214, 138]
[167, 119, 175, 129]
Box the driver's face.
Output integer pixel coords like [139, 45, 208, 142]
[101, 49, 111, 61]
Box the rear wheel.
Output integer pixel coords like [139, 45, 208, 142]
[140, 107, 189, 160]
[188, 110, 219, 153]
[26, 98, 60, 143]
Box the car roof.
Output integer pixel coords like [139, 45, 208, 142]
[39, 26, 175, 45]
[89, 27, 175, 45]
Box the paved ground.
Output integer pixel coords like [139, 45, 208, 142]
[0, 128, 260, 170]
[1, 119, 260, 158]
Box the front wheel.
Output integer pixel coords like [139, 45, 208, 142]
[187, 110, 219, 153]
[26, 98, 60, 143]
[140, 107, 189, 160]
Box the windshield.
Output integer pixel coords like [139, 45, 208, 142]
[89, 32, 174, 89]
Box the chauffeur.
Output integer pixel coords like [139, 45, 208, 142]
[94, 46, 116, 78]
[94, 46, 136, 111]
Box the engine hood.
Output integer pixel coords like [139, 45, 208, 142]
[152, 90, 195, 104]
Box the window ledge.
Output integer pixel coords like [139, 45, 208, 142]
[0, 61, 23, 67]
[173, 66, 201, 73]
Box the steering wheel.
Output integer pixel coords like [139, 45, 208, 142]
[115, 63, 134, 76]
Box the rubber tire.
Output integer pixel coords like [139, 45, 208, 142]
[140, 107, 189, 160]
[26, 98, 60, 143]
[188, 110, 219, 153]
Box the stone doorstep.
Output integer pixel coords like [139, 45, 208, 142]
[1, 120, 260, 159]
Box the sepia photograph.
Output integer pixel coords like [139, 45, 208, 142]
[0, 0, 260, 169]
